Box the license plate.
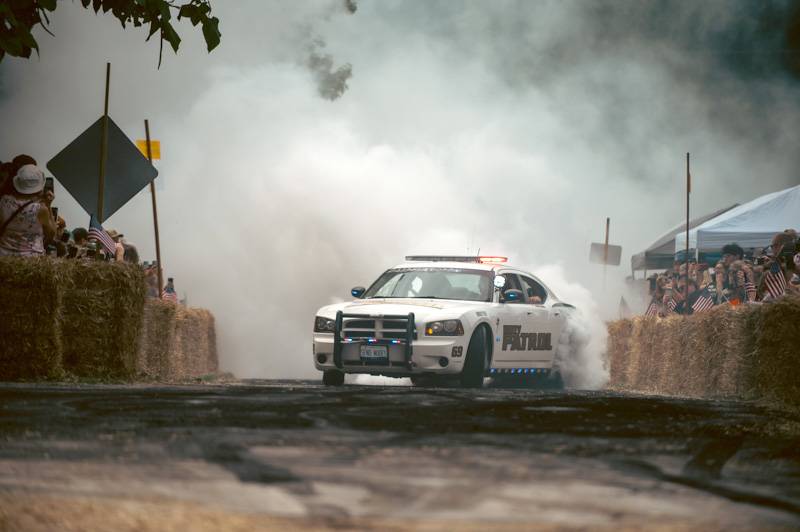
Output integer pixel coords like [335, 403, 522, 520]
[360, 345, 388, 364]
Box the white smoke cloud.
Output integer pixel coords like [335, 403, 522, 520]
[533, 264, 609, 389]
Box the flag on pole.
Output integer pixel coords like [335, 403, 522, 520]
[645, 301, 659, 317]
[763, 262, 787, 299]
[666, 298, 677, 313]
[88, 214, 116, 255]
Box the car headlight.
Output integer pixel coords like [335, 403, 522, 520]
[425, 319, 464, 336]
[314, 316, 336, 333]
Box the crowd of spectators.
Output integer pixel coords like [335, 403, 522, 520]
[645, 230, 800, 316]
[0, 156, 179, 303]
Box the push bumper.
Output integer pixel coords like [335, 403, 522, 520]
[313, 311, 468, 375]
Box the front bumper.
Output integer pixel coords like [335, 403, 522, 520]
[313, 335, 467, 374]
[312, 311, 468, 375]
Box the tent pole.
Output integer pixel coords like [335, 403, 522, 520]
[684, 152, 690, 314]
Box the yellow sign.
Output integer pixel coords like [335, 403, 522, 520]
[136, 140, 161, 160]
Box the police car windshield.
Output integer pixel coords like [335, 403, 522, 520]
[364, 268, 493, 302]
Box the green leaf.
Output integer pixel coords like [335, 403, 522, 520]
[162, 23, 181, 52]
[201, 16, 220, 52]
[157, 1, 171, 22]
[18, 29, 38, 51]
[178, 4, 201, 24]
[147, 20, 159, 39]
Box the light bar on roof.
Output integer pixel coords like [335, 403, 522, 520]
[404, 255, 507, 263]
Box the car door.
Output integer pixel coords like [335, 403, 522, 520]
[519, 274, 563, 363]
[492, 272, 544, 365]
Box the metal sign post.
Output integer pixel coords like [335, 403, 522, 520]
[98, 62, 110, 220]
[144, 119, 164, 297]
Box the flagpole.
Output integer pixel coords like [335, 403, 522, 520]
[144, 119, 164, 297]
[684, 152, 690, 314]
[98, 62, 111, 222]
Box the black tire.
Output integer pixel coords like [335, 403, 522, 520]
[322, 369, 345, 386]
[460, 327, 489, 388]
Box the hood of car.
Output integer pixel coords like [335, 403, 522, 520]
[316, 298, 487, 321]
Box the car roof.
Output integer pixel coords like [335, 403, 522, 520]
[392, 261, 539, 275]
[390, 261, 559, 300]
[393, 261, 501, 271]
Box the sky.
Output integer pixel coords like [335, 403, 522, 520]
[1, 0, 799, 381]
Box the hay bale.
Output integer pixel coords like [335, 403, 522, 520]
[607, 319, 633, 387]
[0, 257, 66, 380]
[137, 299, 178, 378]
[137, 300, 218, 380]
[60, 261, 146, 379]
[606, 298, 800, 409]
[176, 307, 218, 376]
[750, 296, 800, 408]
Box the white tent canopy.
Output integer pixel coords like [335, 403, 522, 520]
[675, 184, 800, 253]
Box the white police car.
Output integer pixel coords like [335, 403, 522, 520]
[312, 256, 577, 387]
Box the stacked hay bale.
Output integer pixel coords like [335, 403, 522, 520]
[137, 300, 218, 380]
[137, 299, 178, 377]
[607, 297, 799, 408]
[750, 296, 800, 408]
[0, 257, 66, 380]
[60, 261, 146, 379]
[174, 307, 218, 377]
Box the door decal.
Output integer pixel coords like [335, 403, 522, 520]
[501, 325, 552, 351]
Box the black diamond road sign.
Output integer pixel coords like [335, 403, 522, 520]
[47, 116, 158, 223]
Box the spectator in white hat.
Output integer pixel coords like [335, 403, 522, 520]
[0, 164, 57, 256]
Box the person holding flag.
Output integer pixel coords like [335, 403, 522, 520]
[758, 233, 793, 301]
[88, 214, 124, 261]
[161, 277, 179, 303]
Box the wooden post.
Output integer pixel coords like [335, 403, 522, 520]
[685, 152, 691, 314]
[97, 62, 111, 221]
[144, 119, 164, 297]
[603, 217, 610, 290]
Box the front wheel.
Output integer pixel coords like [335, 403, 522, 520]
[322, 369, 345, 386]
[460, 327, 488, 388]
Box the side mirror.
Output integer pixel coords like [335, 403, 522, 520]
[351, 286, 366, 298]
[502, 289, 524, 303]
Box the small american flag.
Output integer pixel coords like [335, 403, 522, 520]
[666, 298, 677, 313]
[645, 301, 659, 317]
[744, 281, 757, 302]
[692, 290, 715, 313]
[763, 262, 787, 299]
[88, 215, 117, 256]
[161, 289, 178, 303]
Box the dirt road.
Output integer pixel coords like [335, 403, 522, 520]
[1, 381, 799, 530]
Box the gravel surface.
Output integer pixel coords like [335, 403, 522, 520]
[1, 380, 799, 530]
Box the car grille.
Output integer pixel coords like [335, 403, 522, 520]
[342, 316, 417, 341]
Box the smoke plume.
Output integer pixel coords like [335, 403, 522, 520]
[306, 39, 352, 101]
